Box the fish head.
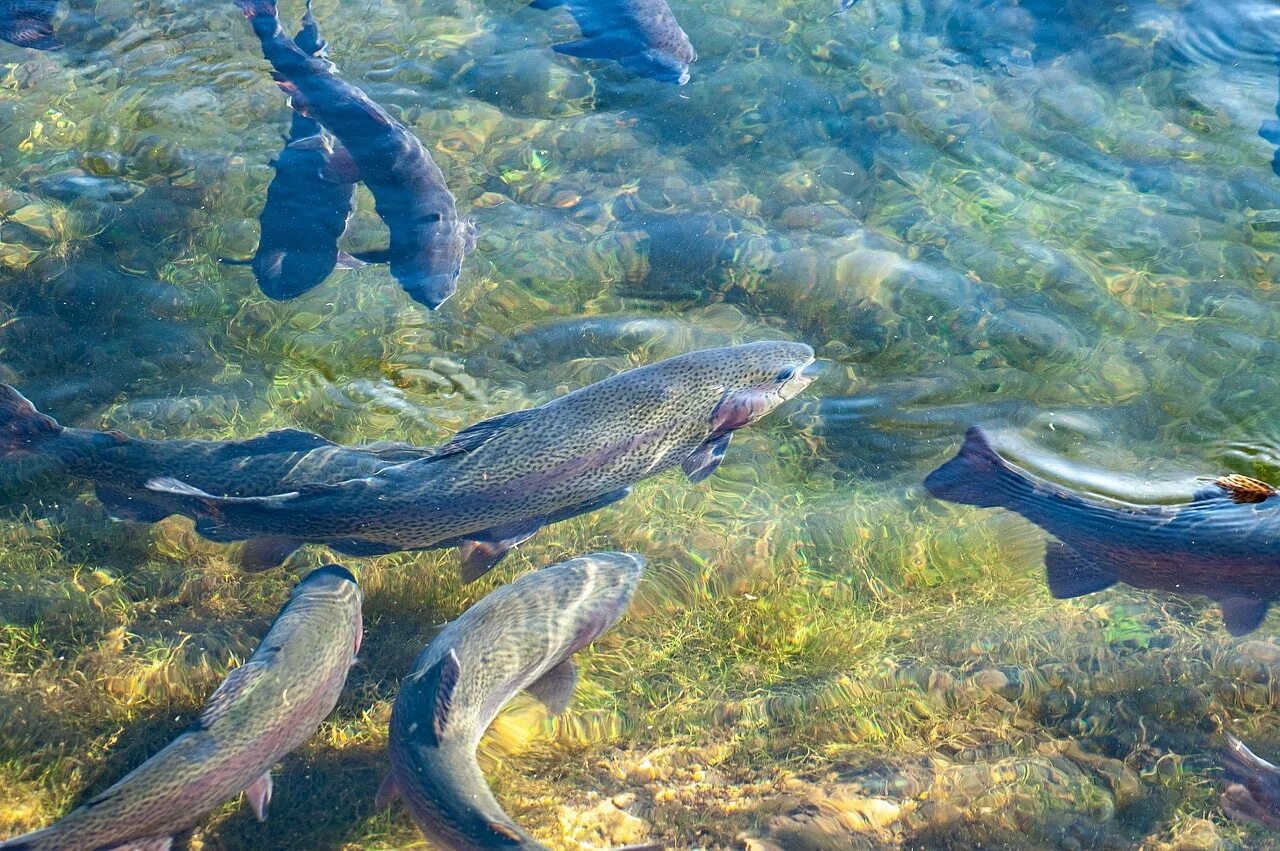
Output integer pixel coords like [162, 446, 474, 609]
[393, 216, 476, 310]
[296, 564, 363, 654]
[666, 341, 816, 438]
[559, 552, 645, 651]
[621, 48, 692, 85]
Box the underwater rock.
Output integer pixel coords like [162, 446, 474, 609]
[461, 46, 594, 117]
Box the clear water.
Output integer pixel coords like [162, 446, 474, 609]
[5, 0, 1280, 848]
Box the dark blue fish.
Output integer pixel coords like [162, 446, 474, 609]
[0, 0, 59, 49]
[529, 0, 697, 85]
[926, 427, 1280, 636]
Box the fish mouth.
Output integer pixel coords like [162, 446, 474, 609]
[401, 273, 458, 310]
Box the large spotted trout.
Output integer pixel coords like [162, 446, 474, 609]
[925, 426, 1280, 636]
[0, 565, 362, 851]
[379, 552, 652, 850]
[148, 341, 817, 580]
[0, 383, 435, 569]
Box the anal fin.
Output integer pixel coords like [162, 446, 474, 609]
[107, 839, 173, 851]
[1222, 597, 1270, 636]
[1043, 541, 1116, 599]
[245, 772, 273, 821]
[239, 536, 303, 572]
[374, 771, 400, 808]
[525, 658, 578, 714]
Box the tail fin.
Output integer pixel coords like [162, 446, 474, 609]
[1223, 734, 1280, 784]
[0, 384, 62, 458]
[923, 427, 1016, 508]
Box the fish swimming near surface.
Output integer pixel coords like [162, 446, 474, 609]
[146, 341, 818, 580]
[0, 0, 60, 49]
[236, 0, 474, 309]
[0, 383, 436, 570]
[223, 2, 358, 300]
[0, 564, 362, 851]
[1221, 734, 1280, 830]
[529, 0, 697, 85]
[379, 552, 652, 850]
[925, 426, 1280, 636]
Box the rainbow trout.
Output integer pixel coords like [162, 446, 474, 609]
[530, 0, 697, 85]
[0, 383, 434, 569]
[925, 427, 1280, 636]
[1221, 735, 1280, 830]
[237, 0, 474, 309]
[379, 552, 646, 850]
[147, 341, 817, 580]
[0, 565, 362, 851]
[0, 1, 59, 49]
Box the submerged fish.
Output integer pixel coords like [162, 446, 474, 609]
[0, 383, 435, 569]
[224, 3, 357, 300]
[380, 552, 645, 850]
[0, 564, 362, 851]
[925, 427, 1280, 636]
[237, 0, 474, 309]
[1221, 735, 1280, 830]
[0, 1, 59, 49]
[147, 341, 817, 580]
[530, 0, 697, 85]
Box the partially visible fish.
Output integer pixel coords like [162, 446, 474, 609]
[379, 552, 647, 850]
[1221, 734, 1280, 830]
[146, 341, 818, 579]
[925, 427, 1280, 636]
[529, 0, 697, 85]
[0, 1, 59, 49]
[0, 382, 435, 570]
[224, 2, 357, 300]
[237, 0, 474, 309]
[0, 564, 362, 851]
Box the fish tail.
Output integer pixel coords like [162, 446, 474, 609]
[1222, 735, 1279, 784]
[0, 384, 63, 461]
[923, 426, 1026, 509]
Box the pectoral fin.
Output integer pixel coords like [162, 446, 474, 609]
[336, 251, 367, 269]
[238, 536, 303, 572]
[1262, 120, 1280, 144]
[1214, 474, 1278, 504]
[525, 658, 578, 714]
[374, 771, 400, 808]
[320, 144, 359, 184]
[95, 486, 171, 523]
[458, 521, 544, 583]
[245, 772, 273, 821]
[351, 248, 392, 265]
[1043, 541, 1116, 599]
[528, 0, 566, 8]
[682, 433, 731, 483]
[1222, 597, 1270, 636]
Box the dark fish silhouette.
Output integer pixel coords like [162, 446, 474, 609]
[224, 3, 357, 300]
[530, 0, 697, 85]
[925, 427, 1280, 636]
[237, 0, 474, 309]
[0, 565, 362, 851]
[1221, 734, 1280, 830]
[0, 383, 434, 570]
[380, 552, 646, 849]
[147, 341, 817, 580]
[0, 1, 59, 49]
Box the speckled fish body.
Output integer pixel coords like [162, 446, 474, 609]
[925, 427, 1280, 636]
[237, 0, 473, 309]
[0, 565, 362, 851]
[0, 1, 59, 49]
[148, 341, 816, 580]
[532, 0, 697, 84]
[381, 552, 644, 849]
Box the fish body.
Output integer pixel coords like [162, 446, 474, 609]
[924, 427, 1280, 635]
[380, 552, 644, 849]
[0, 0, 59, 50]
[0, 565, 362, 851]
[237, 0, 473, 308]
[1221, 734, 1280, 830]
[228, 6, 357, 300]
[0, 383, 433, 568]
[531, 0, 697, 85]
[147, 341, 816, 580]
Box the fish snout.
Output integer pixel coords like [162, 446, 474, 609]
[403, 273, 458, 310]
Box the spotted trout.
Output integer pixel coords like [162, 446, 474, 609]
[0, 564, 362, 851]
[237, 0, 474, 309]
[1221, 734, 1280, 830]
[530, 0, 697, 85]
[0, 383, 435, 569]
[379, 552, 647, 850]
[925, 426, 1280, 636]
[0, 1, 59, 49]
[148, 341, 817, 580]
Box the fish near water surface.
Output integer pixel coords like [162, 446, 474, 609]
[236, 0, 474, 309]
[146, 341, 818, 580]
[925, 426, 1280, 636]
[0, 383, 436, 569]
[1221, 735, 1280, 830]
[529, 0, 697, 85]
[0, 565, 362, 851]
[0, 1, 59, 50]
[379, 552, 645, 850]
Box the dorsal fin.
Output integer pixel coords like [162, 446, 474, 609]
[198, 661, 270, 729]
[432, 649, 461, 741]
[224, 428, 336, 455]
[1215, 474, 1278, 504]
[436, 408, 538, 457]
[402, 649, 463, 746]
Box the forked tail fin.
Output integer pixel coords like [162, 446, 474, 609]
[0, 384, 63, 460]
[1223, 734, 1280, 784]
[923, 426, 1019, 509]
